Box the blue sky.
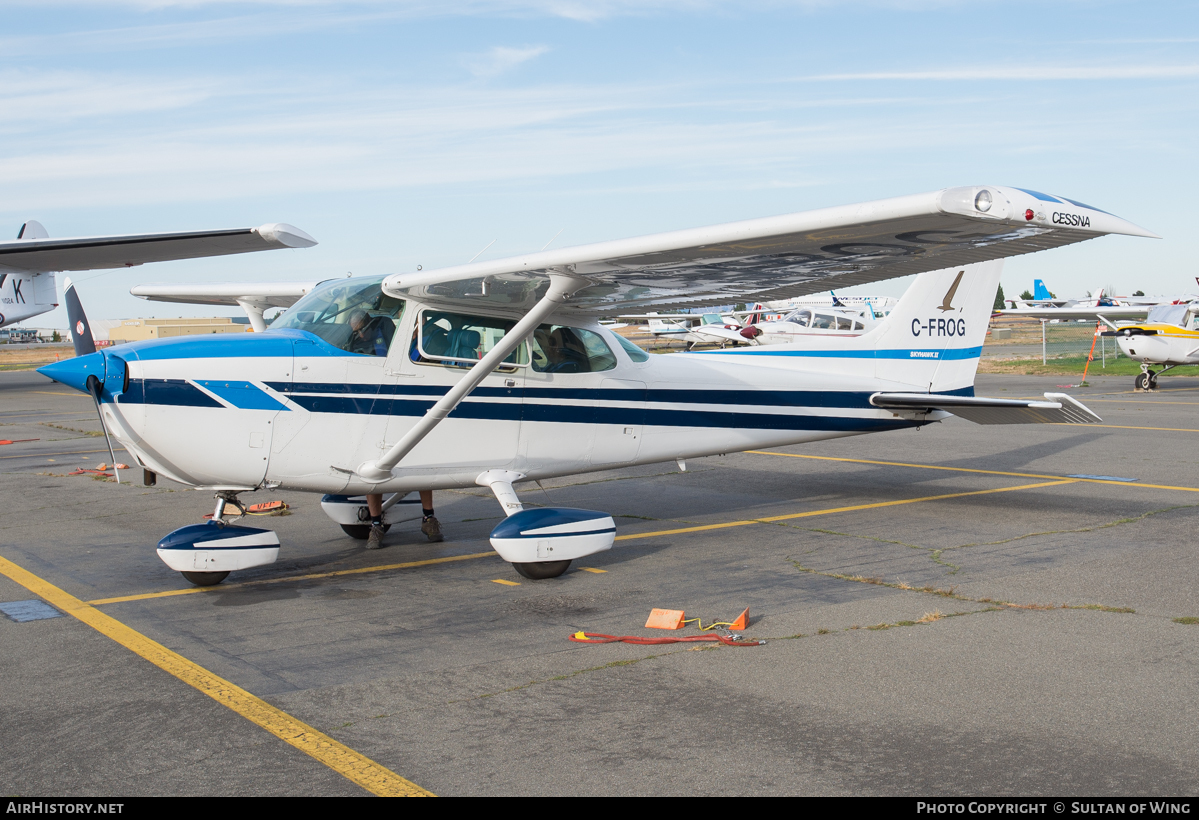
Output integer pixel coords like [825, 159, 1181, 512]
[4, 0, 1197, 324]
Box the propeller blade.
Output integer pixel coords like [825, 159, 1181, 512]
[64, 277, 97, 357]
[85, 373, 121, 485]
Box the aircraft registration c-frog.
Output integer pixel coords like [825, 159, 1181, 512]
[40, 185, 1156, 586]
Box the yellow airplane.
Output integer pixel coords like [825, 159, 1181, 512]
[1104, 303, 1199, 389]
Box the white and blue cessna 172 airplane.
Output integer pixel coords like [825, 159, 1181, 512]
[40, 185, 1156, 587]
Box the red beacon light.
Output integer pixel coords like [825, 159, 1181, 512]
[1024, 209, 1035, 221]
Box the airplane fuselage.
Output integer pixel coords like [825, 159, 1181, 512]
[0, 271, 57, 329]
[64, 311, 954, 496]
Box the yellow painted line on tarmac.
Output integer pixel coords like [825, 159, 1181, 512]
[0, 554, 433, 797]
[492, 579, 520, 586]
[1055, 423, 1199, 433]
[87, 550, 499, 606]
[615, 480, 1073, 541]
[579, 567, 608, 573]
[747, 451, 1199, 494]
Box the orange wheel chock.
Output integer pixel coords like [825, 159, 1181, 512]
[729, 607, 750, 631]
[645, 608, 686, 630]
[247, 500, 287, 513]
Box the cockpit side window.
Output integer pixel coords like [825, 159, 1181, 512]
[412, 310, 529, 368]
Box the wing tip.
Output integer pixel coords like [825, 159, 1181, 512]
[255, 223, 318, 249]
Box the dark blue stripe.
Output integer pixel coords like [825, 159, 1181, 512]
[118, 379, 222, 408]
[268, 382, 973, 407]
[699, 346, 984, 360]
[282, 394, 908, 432]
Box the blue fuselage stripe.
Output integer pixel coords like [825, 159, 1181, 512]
[696, 346, 983, 360]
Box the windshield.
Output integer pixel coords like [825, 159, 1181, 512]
[1147, 304, 1189, 326]
[272, 276, 404, 353]
[784, 309, 812, 327]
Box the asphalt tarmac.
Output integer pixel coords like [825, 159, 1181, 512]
[2, 368, 1197, 796]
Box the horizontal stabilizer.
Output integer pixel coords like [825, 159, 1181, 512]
[870, 392, 1101, 425]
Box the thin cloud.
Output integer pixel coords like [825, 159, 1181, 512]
[465, 45, 551, 77]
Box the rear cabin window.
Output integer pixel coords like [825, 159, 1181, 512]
[614, 333, 650, 362]
[530, 325, 617, 373]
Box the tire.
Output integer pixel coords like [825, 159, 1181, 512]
[181, 571, 229, 586]
[340, 523, 391, 540]
[1134, 372, 1150, 390]
[511, 560, 572, 580]
[1149, 376, 1159, 390]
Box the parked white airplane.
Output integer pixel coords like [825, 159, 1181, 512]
[0, 220, 317, 330]
[745, 305, 878, 345]
[622, 300, 885, 349]
[40, 185, 1154, 588]
[1101, 303, 1199, 390]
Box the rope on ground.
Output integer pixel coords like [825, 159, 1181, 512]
[569, 631, 764, 646]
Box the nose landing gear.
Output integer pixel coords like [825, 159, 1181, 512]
[1135, 363, 1176, 391]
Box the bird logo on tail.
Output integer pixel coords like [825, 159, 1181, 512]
[937, 271, 964, 313]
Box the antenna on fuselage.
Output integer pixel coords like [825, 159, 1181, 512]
[468, 239, 497, 264]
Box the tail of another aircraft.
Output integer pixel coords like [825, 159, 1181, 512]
[1033, 279, 1053, 301]
[861, 259, 1004, 393]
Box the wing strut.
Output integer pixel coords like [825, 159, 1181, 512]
[354, 272, 585, 483]
[237, 300, 268, 332]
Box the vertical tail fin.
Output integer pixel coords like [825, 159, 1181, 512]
[1033, 279, 1053, 301]
[864, 260, 1003, 392]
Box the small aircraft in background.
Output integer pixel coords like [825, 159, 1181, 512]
[621, 298, 887, 349]
[1103, 303, 1199, 390]
[0, 220, 316, 330]
[42, 185, 1151, 589]
[1004, 279, 1199, 313]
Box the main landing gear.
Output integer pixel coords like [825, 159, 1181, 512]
[156, 491, 281, 587]
[477, 470, 615, 580]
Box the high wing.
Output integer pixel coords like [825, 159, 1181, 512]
[0, 223, 316, 275]
[380, 185, 1156, 314]
[996, 306, 1151, 320]
[870, 392, 1101, 425]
